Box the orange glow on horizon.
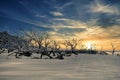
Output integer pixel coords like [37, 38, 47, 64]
[30, 38, 120, 51]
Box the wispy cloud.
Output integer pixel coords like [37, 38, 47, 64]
[50, 11, 63, 16]
[88, 0, 120, 15]
[53, 18, 69, 21]
[46, 17, 120, 40]
[44, 18, 102, 39]
[55, 2, 73, 10]
[53, 18, 87, 28]
[103, 25, 120, 39]
[61, 2, 73, 9]
[35, 14, 46, 18]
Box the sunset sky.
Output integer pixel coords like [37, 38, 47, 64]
[0, 0, 120, 50]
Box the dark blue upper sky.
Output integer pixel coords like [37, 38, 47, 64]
[0, 0, 120, 40]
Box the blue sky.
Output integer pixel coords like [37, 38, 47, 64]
[0, 0, 120, 41]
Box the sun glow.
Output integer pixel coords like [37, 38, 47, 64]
[85, 41, 97, 50]
[86, 42, 92, 49]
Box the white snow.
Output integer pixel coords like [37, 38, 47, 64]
[0, 53, 120, 80]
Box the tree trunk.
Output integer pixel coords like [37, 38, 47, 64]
[112, 49, 115, 55]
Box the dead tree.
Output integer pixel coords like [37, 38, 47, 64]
[49, 40, 64, 59]
[63, 38, 81, 55]
[111, 43, 119, 55]
[40, 34, 53, 59]
[22, 30, 43, 57]
[23, 30, 54, 59]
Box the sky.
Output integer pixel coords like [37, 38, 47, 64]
[0, 0, 120, 50]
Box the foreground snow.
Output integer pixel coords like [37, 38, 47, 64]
[0, 54, 120, 80]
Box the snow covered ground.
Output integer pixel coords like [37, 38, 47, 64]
[0, 53, 120, 80]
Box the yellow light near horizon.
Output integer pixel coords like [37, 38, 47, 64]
[30, 38, 120, 51]
[86, 42, 92, 49]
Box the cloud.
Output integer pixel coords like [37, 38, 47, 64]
[53, 18, 69, 21]
[103, 25, 120, 39]
[45, 18, 104, 39]
[48, 31, 67, 40]
[88, 17, 120, 28]
[59, 2, 73, 9]
[40, 18, 88, 39]
[53, 18, 87, 28]
[96, 17, 120, 27]
[57, 27, 86, 36]
[86, 15, 120, 28]
[88, 0, 120, 15]
[50, 11, 63, 16]
[50, 17, 120, 40]
[54, 1, 73, 10]
[35, 14, 46, 18]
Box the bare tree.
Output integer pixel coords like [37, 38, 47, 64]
[0, 31, 31, 58]
[40, 33, 53, 59]
[63, 38, 81, 55]
[23, 29, 55, 59]
[7, 35, 31, 58]
[111, 43, 119, 55]
[49, 40, 64, 59]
